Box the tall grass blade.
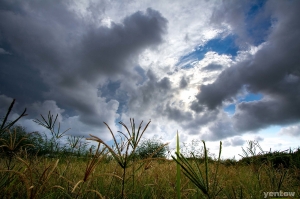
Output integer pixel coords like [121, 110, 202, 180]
[0, 99, 27, 135]
[176, 131, 181, 199]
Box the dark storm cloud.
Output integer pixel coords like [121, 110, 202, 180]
[191, 1, 300, 132]
[0, 48, 11, 55]
[66, 9, 167, 126]
[0, 0, 81, 104]
[0, 55, 49, 105]
[190, 101, 204, 113]
[164, 103, 193, 122]
[181, 109, 220, 135]
[195, 65, 242, 109]
[157, 77, 171, 90]
[0, 0, 167, 130]
[233, 98, 300, 132]
[126, 69, 173, 114]
[78, 8, 168, 79]
[0, 0, 79, 66]
[0, 95, 13, 114]
[201, 114, 236, 141]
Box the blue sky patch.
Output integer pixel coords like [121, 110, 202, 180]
[245, 1, 272, 45]
[101, 80, 129, 116]
[238, 93, 263, 102]
[178, 35, 239, 69]
[203, 34, 239, 57]
[134, 66, 147, 85]
[224, 93, 263, 115]
[102, 80, 121, 101]
[224, 104, 236, 115]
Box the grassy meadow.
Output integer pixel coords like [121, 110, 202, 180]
[1, 149, 300, 198]
[1, 99, 300, 199]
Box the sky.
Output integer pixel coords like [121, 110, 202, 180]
[1, 0, 300, 159]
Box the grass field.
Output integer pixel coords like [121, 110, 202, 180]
[1, 100, 300, 198]
[1, 142, 300, 199]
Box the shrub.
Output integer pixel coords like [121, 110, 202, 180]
[221, 157, 237, 167]
[291, 147, 300, 168]
[0, 125, 48, 157]
[135, 138, 168, 159]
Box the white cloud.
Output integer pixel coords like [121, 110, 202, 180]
[279, 124, 300, 137]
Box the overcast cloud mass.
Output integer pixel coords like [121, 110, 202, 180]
[1, 0, 300, 158]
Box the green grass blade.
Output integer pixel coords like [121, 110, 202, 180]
[202, 140, 209, 193]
